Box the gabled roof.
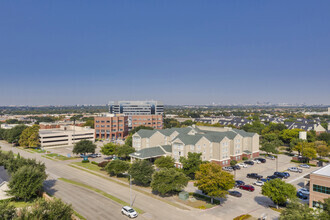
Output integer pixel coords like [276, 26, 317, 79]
[129, 146, 167, 159]
[173, 134, 204, 145]
[161, 145, 172, 153]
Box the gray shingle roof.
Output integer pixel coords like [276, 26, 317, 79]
[161, 145, 172, 153]
[129, 146, 166, 159]
[0, 166, 9, 184]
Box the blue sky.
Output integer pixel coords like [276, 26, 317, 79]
[0, 1, 329, 105]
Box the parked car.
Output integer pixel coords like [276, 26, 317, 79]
[260, 178, 270, 183]
[104, 156, 113, 160]
[274, 172, 288, 179]
[266, 155, 276, 160]
[267, 175, 282, 180]
[244, 161, 254, 165]
[255, 158, 266, 163]
[299, 164, 310, 169]
[228, 190, 242, 197]
[297, 191, 308, 200]
[239, 185, 255, 192]
[247, 173, 263, 179]
[238, 163, 248, 168]
[288, 167, 303, 173]
[298, 188, 310, 195]
[235, 180, 245, 187]
[253, 180, 264, 186]
[121, 206, 138, 218]
[88, 154, 97, 158]
[231, 165, 241, 170]
[282, 172, 290, 178]
[253, 159, 261, 164]
[222, 167, 233, 172]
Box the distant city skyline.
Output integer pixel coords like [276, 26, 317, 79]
[0, 1, 329, 106]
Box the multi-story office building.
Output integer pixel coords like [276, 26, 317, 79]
[109, 101, 164, 129]
[39, 125, 95, 148]
[109, 100, 163, 115]
[130, 125, 259, 167]
[94, 113, 128, 140]
[309, 164, 330, 208]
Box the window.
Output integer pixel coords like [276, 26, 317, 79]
[190, 145, 194, 151]
[312, 201, 324, 209]
[96, 120, 100, 123]
[313, 184, 330, 194]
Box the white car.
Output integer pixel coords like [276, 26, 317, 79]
[238, 163, 248, 168]
[299, 164, 310, 169]
[253, 181, 264, 186]
[298, 188, 310, 195]
[288, 167, 302, 173]
[253, 160, 261, 164]
[121, 206, 138, 218]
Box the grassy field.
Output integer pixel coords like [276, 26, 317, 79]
[42, 153, 74, 161]
[58, 178, 145, 214]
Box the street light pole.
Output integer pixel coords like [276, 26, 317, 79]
[129, 174, 132, 207]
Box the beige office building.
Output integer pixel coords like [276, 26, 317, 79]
[39, 125, 95, 148]
[309, 164, 330, 208]
[131, 125, 259, 167]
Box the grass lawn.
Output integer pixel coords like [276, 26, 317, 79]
[173, 195, 217, 209]
[71, 162, 104, 172]
[43, 153, 73, 161]
[6, 199, 35, 208]
[58, 178, 144, 214]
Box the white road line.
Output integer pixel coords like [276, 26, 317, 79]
[287, 173, 308, 183]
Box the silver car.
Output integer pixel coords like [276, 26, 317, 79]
[288, 167, 302, 173]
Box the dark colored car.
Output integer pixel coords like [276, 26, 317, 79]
[235, 180, 245, 187]
[282, 172, 290, 178]
[231, 165, 241, 170]
[260, 178, 270, 183]
[297, 191, 308, 200]
[255, 158, 266, 163]
[274, 172, 288, 179]
[239, 185, 255, 192]
[267, 175, 282, 180]
[247, 173, 263, 179]
[229, 190, 242, 197]
[244, 161, 254, 165]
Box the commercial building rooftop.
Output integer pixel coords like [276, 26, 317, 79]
[312, 164, 330, 177]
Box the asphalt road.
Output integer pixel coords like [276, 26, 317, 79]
[0, 141, 199, 220]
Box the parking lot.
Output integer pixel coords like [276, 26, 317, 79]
[189, 154, 320, 219]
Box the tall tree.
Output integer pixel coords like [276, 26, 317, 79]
[4, 125, 27, 144]
[151, 168, 189, 195]
[105, 159, 130, 176]
[8, 165, 47, 201]
[154, 156, 175, 169]
[128, 160, 154, 186]
[19, 124, 40, 147]
[18, 198, 73, 220]
[72, 140, 96, 155]
[194, 163, 235, 203]
[280, 201, 316, 220]
[100, 143, 118, 156]
[117, 145, 135, 159]
[179, 152, 202, 179]
[261, 179, 296, 208]
[280, 129, 302, 144]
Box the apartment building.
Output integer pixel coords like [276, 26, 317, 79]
[39, 125, 95, 148]
[309, 164, 330, 208]
[94, 113, 128, 140]
[108, 100, 164, 129]
[130, 125, 259, 167]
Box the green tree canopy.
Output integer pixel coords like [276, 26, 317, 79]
[280, 129, 302, 144]
[19, 124, 40, 147]
[242, 121, 265, 135]
[302, 147, 317, 160]
[129, 125, 153, 135]
[151, 168, 189, 195]
[117, 145, 135, 159]
[128, 160, 154, 186]
[261, 179, 296, 206]
[0, 200, 16, 220]
[17, 198, 73, 220]
[194, 163, 235, 203]
[317, 132, 330, 145]
[72, 140, 96, 155]
[316, 144, 330, 157]
[280, 201, 316, 220]
[105, 159, 130, 176]
[125, 134, 133, 147]
[179, 152, 202, 179]
[8, 165, 47, 201]
[3, 125, 27, 144]
[100, 143, 118, 156]
[154, 156, 175, 169]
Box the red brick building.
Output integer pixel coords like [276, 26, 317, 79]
[94, 114, 128, 140]
[131, 115, 163, 129]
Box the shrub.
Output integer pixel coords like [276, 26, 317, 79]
[82, 160, 90, 163]
[242, 157, 248, 161]
[307, 163, 317, 167]
[233, 214, 252, 220]
[98, 161, 109, 168]
[230, 160, 237, 166]
[188, 193, 221, 205]
[318, 159, 329, 163]
[91, 161, 98, 165]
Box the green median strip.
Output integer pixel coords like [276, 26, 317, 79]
[73, 210, 87, 220]
[58, 178, 144, 214]
[69, 163, 190, 210]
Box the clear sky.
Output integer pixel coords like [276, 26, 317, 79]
[0, 1, 329, 106]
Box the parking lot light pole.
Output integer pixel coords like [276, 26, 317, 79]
[129, 174, 132, 207]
